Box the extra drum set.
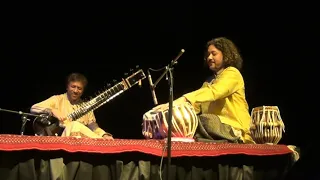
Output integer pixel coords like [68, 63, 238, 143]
[250, 106, 285, 144]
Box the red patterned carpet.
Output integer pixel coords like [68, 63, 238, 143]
[0, 134, 293, 157]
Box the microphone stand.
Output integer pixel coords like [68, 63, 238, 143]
[151, 49, 185, 179]
[0, 108, 43, 135]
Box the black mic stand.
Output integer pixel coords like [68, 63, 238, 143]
[0, 108, 43, 135]
[151, 49, 185, 179]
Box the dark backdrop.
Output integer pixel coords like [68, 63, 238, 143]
[1, 3, 318, 177]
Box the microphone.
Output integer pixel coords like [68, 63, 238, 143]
[148, 73, 158, 105]
[171, 49, 185, 66]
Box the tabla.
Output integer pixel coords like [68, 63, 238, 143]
[250, 106, 285, 144]
[142, 102, 199, 142]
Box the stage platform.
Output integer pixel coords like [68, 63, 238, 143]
[0, 134, 299, 180]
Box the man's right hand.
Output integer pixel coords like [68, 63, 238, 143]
[152, 103, 168, 111]
[51, 109, 66, 122]
[152, 97, 188, 111]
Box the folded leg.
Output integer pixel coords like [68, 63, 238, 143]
[61, 121, 102, 138]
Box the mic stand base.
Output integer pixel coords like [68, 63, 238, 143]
[149, 49, 185, 179]
[166, 66, 174, 180]
[151, 65, 174, 179]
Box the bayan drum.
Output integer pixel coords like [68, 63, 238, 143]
[250, 106, 285, 144]
[142, 102, 199, 142]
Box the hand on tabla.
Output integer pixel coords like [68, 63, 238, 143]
[152, 103, 168, 111]
[152, 97, 187, 111]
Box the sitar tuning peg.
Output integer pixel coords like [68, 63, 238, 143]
[129, 69, 134, 73]
[135, 65, 139, 69]
[106, 83, 111, 88]
[112, 79, 117, 83]
[124, 72, 128, 76]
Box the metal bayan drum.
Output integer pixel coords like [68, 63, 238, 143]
[250, 106, 285, 144]
[142, 102, 199, 142]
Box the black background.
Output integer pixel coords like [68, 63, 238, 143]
[1, 3, 318, 177]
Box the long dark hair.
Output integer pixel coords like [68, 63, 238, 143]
[204, 37, 243, 70]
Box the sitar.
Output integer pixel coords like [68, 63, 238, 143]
[33, 68, 146, 136]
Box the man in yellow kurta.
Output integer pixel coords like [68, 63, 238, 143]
[30, 73, 113, 139]
[155, 37, 254, 143]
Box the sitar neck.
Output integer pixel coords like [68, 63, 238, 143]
[65, 68, 146, 121]
[67, 80, 128, 121]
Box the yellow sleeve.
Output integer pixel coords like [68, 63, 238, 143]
[30, 95, 59, 114]
[183, 67, 243, 105]
[86, 111, 111, 137]
[93, 127, 111, 137]
[189, 82, 207, 114]
[86, 111, 96, 125]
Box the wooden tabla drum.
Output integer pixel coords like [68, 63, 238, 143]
[142, 102, 199, 142]
[250, 106, 285, 144]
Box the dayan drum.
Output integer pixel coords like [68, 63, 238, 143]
[250, 106, 285, 144]
[142, 102, 199, 142]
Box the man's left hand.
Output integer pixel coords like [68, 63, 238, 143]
[103, 134, 114, 140]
